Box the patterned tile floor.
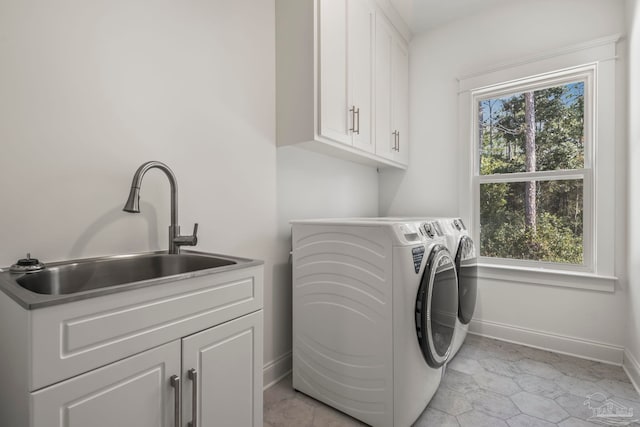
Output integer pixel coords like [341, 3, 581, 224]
[263, 335, 640, 426]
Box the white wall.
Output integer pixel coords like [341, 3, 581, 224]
[626, 0, 640, 385]
[380, 0, 629, 362]
[269, 146, 379, 383]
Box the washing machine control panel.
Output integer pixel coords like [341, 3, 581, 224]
[423, 222, 435, 238]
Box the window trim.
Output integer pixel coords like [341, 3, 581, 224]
[457, 35, 619, 291]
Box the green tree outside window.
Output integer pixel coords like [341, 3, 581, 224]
[478, 82, 584, 264]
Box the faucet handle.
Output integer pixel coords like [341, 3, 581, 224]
[191, 223, 199, 245]
[174, 223, 198, 247]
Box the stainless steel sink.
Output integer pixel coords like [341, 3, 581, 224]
[0, 251, 261, 309]
[16, 253, 235, 295]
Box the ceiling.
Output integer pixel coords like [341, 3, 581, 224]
[389, 0, 521, 34]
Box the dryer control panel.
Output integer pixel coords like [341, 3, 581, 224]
[453, 218, 466, 231]
[393, 221, 446, 247]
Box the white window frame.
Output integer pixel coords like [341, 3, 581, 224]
[473, 67, 594, 273]
[457, 36, 619, 292]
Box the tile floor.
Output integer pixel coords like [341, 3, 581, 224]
[263, 335, 640, 426]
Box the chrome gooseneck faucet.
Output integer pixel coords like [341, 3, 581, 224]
[123, 161, 198, 254]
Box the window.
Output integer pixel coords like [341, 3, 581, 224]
[475, 73, 592, 269]
[457, 37, 618, 289]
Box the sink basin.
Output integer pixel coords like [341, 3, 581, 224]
[0, 251, 261, 309]
[16, 253, 236, 295]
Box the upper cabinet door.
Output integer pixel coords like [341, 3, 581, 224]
[319, 0, 375, 151]
[392, 37, 409, 165]
[181, 311, 263, 427]
[318, 0, 350, 145]
[375, 15, 409, 165]
[348, 0, 375, 153]
[375, 14, 395, 161]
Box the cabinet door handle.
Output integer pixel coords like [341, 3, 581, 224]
[188, 369, 198, 427]
[396, 131, 400, 151]
[349, 106, 356, 133]
[349, 106, 361, 135]
[170, 375, 181, 427]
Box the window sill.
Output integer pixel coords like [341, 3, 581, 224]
[477, 263, 617, 293]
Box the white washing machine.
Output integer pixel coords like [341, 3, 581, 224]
[353, 217, 478, 359]
[291, 218, 459, 427]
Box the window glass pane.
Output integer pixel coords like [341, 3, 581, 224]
[480, 179, 583, 264]
[478, 82, 584, 175]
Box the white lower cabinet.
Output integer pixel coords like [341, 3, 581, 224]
[31, 311, 263, 427]
[0, 261, 264, 427]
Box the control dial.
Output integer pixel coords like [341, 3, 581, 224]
[423, 222, 435, 238]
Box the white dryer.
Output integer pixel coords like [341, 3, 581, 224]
[430, 218, 477, 358]
[291, 218, 459, 427]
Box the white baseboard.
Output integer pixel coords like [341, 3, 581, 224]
[263, 351, 292, 390]
[623, 349, 640, 395]
[469, 318, 625, 365]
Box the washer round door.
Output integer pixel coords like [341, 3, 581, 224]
[415, 245, 458, 368]
[455, 235, 477, 325]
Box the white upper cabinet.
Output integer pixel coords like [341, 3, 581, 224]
[276, 0, 409, 169]
[375, 14, 409, 165]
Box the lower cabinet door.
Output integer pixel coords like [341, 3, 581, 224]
[31, 340, 181, 427]
[182, 311, 263, 427]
